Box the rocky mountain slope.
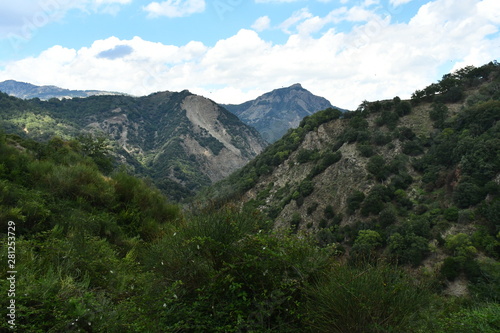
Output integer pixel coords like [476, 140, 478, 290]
[223, 83, 339, 143]
[0, 79, 124, 100]
[0, 89, 267, 199]
[207, 62, 500, 294]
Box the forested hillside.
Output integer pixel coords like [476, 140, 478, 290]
[0, 90, 266, 200]
[1, 61, 499, 332]
[205, 61, 500, 326]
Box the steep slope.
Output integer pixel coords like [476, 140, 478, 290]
[0, 90, 267, 200]
[223, 83, 339, 143]
[0, 79, 124, 100]
[208, 62, 500, 293]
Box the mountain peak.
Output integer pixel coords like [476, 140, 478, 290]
[223, 84, 338, 143]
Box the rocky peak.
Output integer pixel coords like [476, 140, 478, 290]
[222, 84, 339, 143]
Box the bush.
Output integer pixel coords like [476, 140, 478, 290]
[387, 232, 430, 266]
[453, 181, 484, 208]
[347, 190, 365, 214]
[351, 230, 383, 262]
[296, 149, 319, 163]
[440, 256, 462, 280]
[402, 140, 424, 156]
[429, 103, 449, 128]
[357, 144, 375, 157]
[434, 303, 500, 333]
[366, 155, 389, 181]
[323, 205, 335, 219]
[445, 233, 477, 258]
[305, 263, 431, 333]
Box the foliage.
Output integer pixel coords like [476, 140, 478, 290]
[347, 190, 366, 214]
[351, 230, 383, 262]
[2, 61, 500, 332]
[305, 263, 431, 333]
[432, 303, 500, 333]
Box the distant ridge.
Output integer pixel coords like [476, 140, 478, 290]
[222, 83, 344, 143]
[0, 80, 125, 100]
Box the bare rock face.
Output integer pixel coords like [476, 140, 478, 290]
[86, 91, 268, 198]
[181, 95, 266, 182]
[223, 83, 339, 143]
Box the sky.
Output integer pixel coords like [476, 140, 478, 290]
[0, 0, 498, 109]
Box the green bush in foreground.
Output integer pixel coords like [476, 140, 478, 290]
[305, 263, 431, 333]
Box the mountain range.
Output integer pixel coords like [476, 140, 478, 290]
[0, 80, 124, 100]
[0, 81, 343, 199]
[0, 89, 266, 199]
[1, 61, 499, 332]
[0, 80, 343, 144]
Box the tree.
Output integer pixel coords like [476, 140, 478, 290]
[77, 133, 113, 173]
[347, 191, 365, 214]
[351, 230, 383, 261]
[367, 155, 389, 181]
[453, 182, 484, 208]
[429, 103, 448, 128]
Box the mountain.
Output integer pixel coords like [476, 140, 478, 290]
[2, 63, 500, 332]
[0, 79, 124, 100]
[206, 61, 500, 294]
[0, 89, 267, 200]
[222, 83, 341, 143]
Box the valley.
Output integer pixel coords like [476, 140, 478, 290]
[0, 61, 499, 332]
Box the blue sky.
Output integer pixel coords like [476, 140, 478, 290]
[0, 0, 498, 109]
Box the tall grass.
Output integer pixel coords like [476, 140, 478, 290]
[305, 262, 431, 332]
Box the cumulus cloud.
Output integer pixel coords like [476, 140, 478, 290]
[0, 0, 498, 109]
[143, 0, 206, 18]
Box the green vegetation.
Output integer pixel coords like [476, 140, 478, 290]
[0, 90, 266, 201]
[2, 62, 500, 331]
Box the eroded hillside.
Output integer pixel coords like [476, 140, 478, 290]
[208, 62, 500, 296]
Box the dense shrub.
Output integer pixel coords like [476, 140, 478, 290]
[305, 263, 431, 333]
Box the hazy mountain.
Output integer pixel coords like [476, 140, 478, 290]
[0, 79, 124, 100]
[222, 83, 342, 143]
[0, 89, 267, 200]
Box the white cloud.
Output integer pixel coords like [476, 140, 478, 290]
[389, 0, 413, 7]
[279, 8, 313, 34]
[0, 0, 498, 110]
[143, 0, 206, 18]
[252, 16, 271, 32]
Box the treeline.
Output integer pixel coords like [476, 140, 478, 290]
[411, 61, 500, 103]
